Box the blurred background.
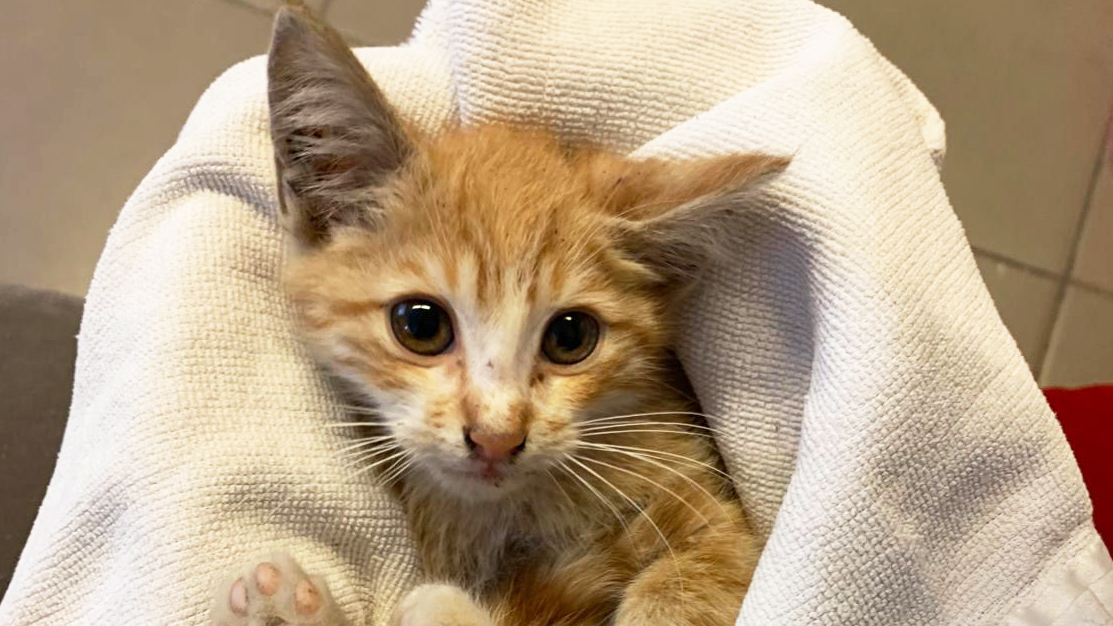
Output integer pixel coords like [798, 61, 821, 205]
[0, 0, 1110, 387]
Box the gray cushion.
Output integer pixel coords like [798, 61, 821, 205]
[0, 284, 82, 596]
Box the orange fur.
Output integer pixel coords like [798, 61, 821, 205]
[283, 128, 768, 626]
[267, 3, 787, 625]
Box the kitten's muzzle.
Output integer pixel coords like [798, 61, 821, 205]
[463, 427, 527, 463]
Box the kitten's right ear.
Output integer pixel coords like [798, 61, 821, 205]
[268, 1, 413, 247]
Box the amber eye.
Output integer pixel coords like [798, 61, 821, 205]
[541, 311, 600, 365]
[390, 299, 454, 356]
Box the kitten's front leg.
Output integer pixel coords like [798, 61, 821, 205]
[210, 552, 347, 626]
[392, 584, 496, 626]
[611, 510, 757, 626]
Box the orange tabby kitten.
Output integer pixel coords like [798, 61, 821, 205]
[210, 3, 786, 625]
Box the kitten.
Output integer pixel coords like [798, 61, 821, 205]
[211, 2, 786, 625]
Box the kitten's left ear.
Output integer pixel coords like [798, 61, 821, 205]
[592, 153, 790, 286]
[268, 1, 413, 247]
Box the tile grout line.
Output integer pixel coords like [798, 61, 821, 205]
[970, 247, 1060, 281]
[1033, 102, 1113, 383]
[971, 246, 1113, 298]
[1065, 280, 1113, 298]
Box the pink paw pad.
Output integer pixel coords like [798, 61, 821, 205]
[296, 578, 323, 615]
[213, 554, 340, 626]
[229, 579, 248, 616]
[254, 562, 282, 596]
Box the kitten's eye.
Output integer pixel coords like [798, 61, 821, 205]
[542, 311, 600, 365]
[390, 299, 454, 356]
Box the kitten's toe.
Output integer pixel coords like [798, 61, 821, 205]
[211, 552, 345, 625]
[392, 583, 494, 626]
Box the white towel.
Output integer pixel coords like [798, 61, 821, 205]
[3, 1, 1110, 624]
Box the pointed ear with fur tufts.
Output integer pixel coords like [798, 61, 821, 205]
[267, 1, 413, 247]
[588, 153, 790, 287]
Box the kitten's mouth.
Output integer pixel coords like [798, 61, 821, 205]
[467, 461, 509, 484]
[423, 457, 536, 502]
[444, 459, 514, 487]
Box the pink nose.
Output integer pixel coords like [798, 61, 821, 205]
[465, 429, 526, 462]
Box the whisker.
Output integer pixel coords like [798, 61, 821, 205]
[340, 443, 395, 460]
[556, 461, 648, 562]
[323, 420, 381, 429]
[348, 448, 410, 477]
[557, 461, 637, 549]
[544, 467, 577, 509]
[565, 457, 685, 597]
[578, 455, 710, 526]
[336, 435, 397, 455]
[341, 446, 401, 471]
[334, 404, 384, 416]
[577, 441, 735, 482]
[579, 421, 718, 434]
[340, 441, 397, 458]
[580, 428, 716, 440]
[578, 410, 726, 426]
[377, 453, 416, 485]
[336, 403, 378, 410]
[579, 443, 730, 519]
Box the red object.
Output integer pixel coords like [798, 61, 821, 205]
[1044, 385, 1113, 546]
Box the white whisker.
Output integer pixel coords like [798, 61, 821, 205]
[578, 455, 710, 526]
[323, 420, 380, 429]
[544, 467, 577, 509]
[378, 453, 416, 485]
[578, 410, 725, 426]
[565, 457, 685, 596]
[341, 447, 401, 471]
[580, 428, 715, 440]
[341, 443, 394, 460]
[334, 404, 384, 416]
[578, 441, 734, 482]
[348, 448, 410, 477]
[557, 461, 646, 562]
[336, 435, 397, 454]
[579, 420, 717, 434]
[579, 443, 730, 519]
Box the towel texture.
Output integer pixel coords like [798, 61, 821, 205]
[2, 1, 1110, 624]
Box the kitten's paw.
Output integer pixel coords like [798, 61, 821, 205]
[391, 583, 494, 626]
[211, 552, 345, 626]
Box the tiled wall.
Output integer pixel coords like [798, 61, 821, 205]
[0, 0, 424, 298]
[816, 0, 1113, 386]
[0, 0, 1109, 386]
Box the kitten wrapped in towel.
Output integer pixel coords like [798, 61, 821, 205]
[211, 3, 786, 625]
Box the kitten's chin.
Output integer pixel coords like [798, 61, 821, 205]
[420, 464, 530, 503]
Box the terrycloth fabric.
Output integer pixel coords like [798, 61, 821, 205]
[2, 0, 1110, 624]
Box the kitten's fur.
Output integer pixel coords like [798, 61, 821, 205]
[211, 3, 787, 625]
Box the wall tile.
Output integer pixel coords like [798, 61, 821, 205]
[0, 0, 272, 295]
[1042, 286, 1113, 387]
[974, 253, 1059, 372]
[819, 0, 1113, 274]
[1072, 140, 1113, 293]
[325, 0, 426, 46]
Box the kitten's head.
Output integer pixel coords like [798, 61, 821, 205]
[269, 3, 785, 501]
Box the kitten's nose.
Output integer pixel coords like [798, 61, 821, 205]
[464, 428, 526, 462]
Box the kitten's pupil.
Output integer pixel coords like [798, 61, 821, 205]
[403, 303, 440, 340]
[552, 315, 584, 351]
[542, 312, 599, 365]
[391, 299, 453, 355]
